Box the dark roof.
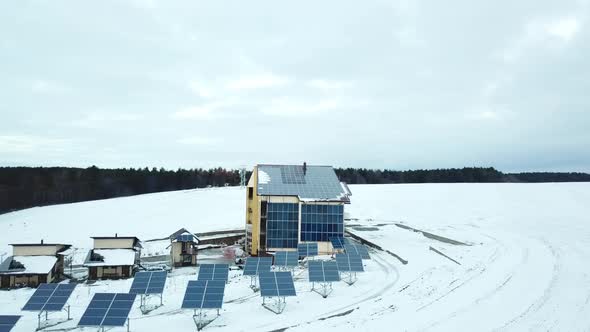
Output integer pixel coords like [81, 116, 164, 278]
[256, 164, 350, 202]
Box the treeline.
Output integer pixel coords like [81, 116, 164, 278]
[0, 166, 242, 214]
[334, 167, 590, 184]
[1, 166, 589, 214]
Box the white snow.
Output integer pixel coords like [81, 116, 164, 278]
[258, 169, 270, 184]
[5, 256, 57, 274]
[85, 249, 136, 266]
[1, 183, 590, 331]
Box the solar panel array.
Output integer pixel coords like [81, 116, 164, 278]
[259, 272, 297, 297]
[308, 261, 340, 282]
[335, 253, 364, 272]
[78, 293, 136, 328]
[330, 237, 347, 249]
[198, 264, 229, 282]
[0, 315, 20, 332]
[297, 243, 319, 257]
[257, 165, 347, 201]
[129, 271, 167, 295]
[274, 251, 298, 267]
[243, 257, 272, 276]
[22, 283, 76, 312]
[344, 244, 371, 260]
[181, 280, 226, 309]
[176, 234, 195, 242]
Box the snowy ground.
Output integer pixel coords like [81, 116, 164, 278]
[1, 183, 590, 331]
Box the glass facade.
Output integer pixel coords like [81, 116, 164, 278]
[266, 203, 299, 248]
[301, 204, 344, 242]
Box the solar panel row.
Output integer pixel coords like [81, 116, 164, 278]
[243, 257, 272, 276]
[297, 243, 319, 257]
[22, 283, 76, 312]
[0, 315, 20, 332]
[181, 280, 226, 309]
[78, 293, 136, 328]
[259, 272, 297, 297]
[129, 271, 167, 295]
[308, 261, 340, 282]
[335, 253, 364, 272]
[198, 264, 229, 282]
[274, 251, 298, 267]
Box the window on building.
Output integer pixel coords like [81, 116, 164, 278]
[300, 204, 344, 242]
[248, 187, 253, 199]
[266, 202, 299, 248]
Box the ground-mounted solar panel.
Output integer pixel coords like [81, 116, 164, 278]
[78, 293, 136, 328]
[274, 251, 298, 267]
[243, 257, 272, 276]
[0, 315, 21, 332]
[344, 244, 371, 260]
[330, 237, 346, 249]
[297, 243, 319, 257]
[181, 280, 226, 309]
[259, 272, 296, 297]
[335, 253, 364, 272]
[198, 264, 229, 282]
[22, 283, 77, 312]
[129, 271, 167, 295]
[308, 261, 340, 282]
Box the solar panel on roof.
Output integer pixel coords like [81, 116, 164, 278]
[181, 280, 226, 309]
[176, 234, 194, 242]
[259, 272, 296, 297]
[297, 243, 318, 257]
[243, 257, 272, 276]
[129, 271, 167, 295]
[0, 315, 21, 332]
[22, 283, 76, 312]
[308, 261, 340, 282]
[198, 264, 229, 281]
[274, 251, 298, 267]
[78, 293, 136, 328]
[335, 253, 364, 272]
[257, 165, 346, 201]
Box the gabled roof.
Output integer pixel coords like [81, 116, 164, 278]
[256, 164, 350, 202]
[0, 256, 57, 275]
[169, 228, 200, 243]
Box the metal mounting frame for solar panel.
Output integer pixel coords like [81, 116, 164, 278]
[259, 271, 297, 314]
[308, 261, 339, 298]
[273, 251, 299, 268]
[0, 315, 21, 332]
[181, 280, 226, 330]
[297, 243, 319, 258]
[22, 283, 77, 330]
[344, 243, 371, 260]
[198, 264, 229, 282]
[78, 293, 136, 330]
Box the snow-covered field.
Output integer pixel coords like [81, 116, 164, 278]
[1, 183, 590, 331]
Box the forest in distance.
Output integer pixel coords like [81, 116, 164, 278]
[1, 166, 589, 214]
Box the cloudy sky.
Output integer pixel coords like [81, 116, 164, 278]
[1, 0, 589, 171]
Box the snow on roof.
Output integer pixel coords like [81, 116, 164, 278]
[85, 249, 136, 267]
[0, 256, 57, 275]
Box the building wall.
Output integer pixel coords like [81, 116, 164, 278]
[93, 239, 135, 249]
[12, 245, 62, 256]
[89, 266, 132, 280]
[171, 242, 197, 266]
[245, 166, 260, 255]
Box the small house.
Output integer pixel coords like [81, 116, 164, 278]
[0, 241, 71, 288]
[84, 235, 142, 280]
[168, 229, 199, 267]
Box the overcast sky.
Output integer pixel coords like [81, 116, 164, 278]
[1, 1, 589, 172]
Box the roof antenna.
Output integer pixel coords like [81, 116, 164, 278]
[303, 162, 307, 175]
[115, 233, 118, 238]
[41, 239, 44, 244]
